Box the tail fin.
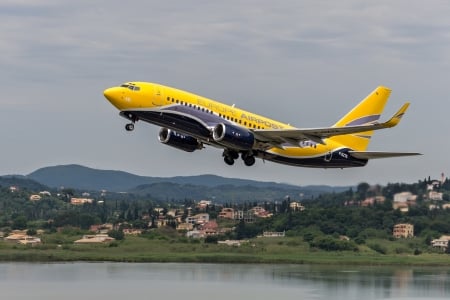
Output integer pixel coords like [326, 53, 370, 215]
[330, 86, 391, 151]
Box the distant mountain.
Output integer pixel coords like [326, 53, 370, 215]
[27, 164, 151, 192]
[27, 164, 302, 191]
[25, 164, 349, 201]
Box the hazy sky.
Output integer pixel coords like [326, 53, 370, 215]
[1, 0, 449, 186]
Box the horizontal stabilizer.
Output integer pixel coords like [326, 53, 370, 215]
[349, 151, 422, 160]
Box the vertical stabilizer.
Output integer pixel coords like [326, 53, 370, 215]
[330, 86, 391, 151]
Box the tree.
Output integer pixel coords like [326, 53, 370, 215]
[132, 219, 148, 229]
[12, 215, 27, 230]
[79, 213, 99, 230]
[108, 229, 125, 240]
[303, 232, 315, 243]
[26, 228, 37, 236]
[235, 220, 260, 239]
[356, 182, 370, 200]
[204, 235, 218, 244]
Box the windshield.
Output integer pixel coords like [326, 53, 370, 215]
[120, 83, 140, 91]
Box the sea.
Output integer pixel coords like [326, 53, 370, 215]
[0, 262, 449, 299]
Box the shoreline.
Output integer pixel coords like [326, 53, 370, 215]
[2, 235, 449, 266]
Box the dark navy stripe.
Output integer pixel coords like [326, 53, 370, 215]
[257, 148, 368, 168]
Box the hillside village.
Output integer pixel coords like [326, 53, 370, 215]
[1, 174, 450, 255]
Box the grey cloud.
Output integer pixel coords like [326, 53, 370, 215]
[0, 0, 447, 186]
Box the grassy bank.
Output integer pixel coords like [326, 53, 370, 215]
[1, 234, 449, 266]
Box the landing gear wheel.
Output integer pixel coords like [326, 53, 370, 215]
[243, 155, 256, 166]
[125, 123, 135, 131]
[224, 156, 235, 166]
[229, 151, 239, 160]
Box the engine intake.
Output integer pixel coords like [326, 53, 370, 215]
[158, 128, 202, 152]
[212, 123, 254, 150]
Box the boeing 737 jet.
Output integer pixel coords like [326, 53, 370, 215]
[103, 82, 420, 168]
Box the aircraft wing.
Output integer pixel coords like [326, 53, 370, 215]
[253, 103, 410, 147]
[348, 151, 422, 159]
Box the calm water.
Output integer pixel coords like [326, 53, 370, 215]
[0, 263, 449, 299]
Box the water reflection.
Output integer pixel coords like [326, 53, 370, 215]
[273, 265, 450, 299]
[0, 263, 449, 299]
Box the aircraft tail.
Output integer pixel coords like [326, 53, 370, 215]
[330, 86, 391, 151]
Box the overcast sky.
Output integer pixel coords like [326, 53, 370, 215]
[1, 0, 449, 187]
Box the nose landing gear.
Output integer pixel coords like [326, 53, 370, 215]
[125, 123, 135, 131]
[123, 113, 137, 132]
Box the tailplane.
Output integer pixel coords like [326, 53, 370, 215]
[330, 86, 391, 151]
[349, 151, 421, 160]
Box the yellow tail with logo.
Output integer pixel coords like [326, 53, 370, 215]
[330, 86, 392, 151]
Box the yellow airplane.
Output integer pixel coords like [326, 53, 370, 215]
[103, 82, 420, 168]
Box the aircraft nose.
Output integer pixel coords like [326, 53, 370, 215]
[103, 87, 116, 102]
[103, 87, 124, 109]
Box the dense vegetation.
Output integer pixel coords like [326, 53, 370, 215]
[1, 176, 450, 263]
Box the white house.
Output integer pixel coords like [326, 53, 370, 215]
[431, 235, 450, 251]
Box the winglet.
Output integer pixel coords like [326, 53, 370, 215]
[382, 102, 410, 128]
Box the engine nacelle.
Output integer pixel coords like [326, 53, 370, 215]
[212, 123, 255, 150]
[158, 128, 202, 152]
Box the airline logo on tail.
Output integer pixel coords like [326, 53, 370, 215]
[103, 83, 421, 168]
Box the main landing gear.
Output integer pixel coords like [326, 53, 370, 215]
[223, 150, 256, 166]
[242, 152, 256, 166]
[223, 150, 239, 166]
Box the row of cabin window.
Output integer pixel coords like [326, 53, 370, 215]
[218, 113, 263, 129]
[167, 97, 214, 114]
[166, 96, 264, 129]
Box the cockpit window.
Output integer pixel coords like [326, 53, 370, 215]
[120, 83, 140, 91]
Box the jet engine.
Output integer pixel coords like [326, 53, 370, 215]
[158, 128, 202, 152]
[212, 123, 254, 150]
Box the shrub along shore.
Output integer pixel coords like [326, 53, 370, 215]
[1, 234, 449, 266]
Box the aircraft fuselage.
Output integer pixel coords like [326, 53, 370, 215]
[104, 82, 418, 168]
